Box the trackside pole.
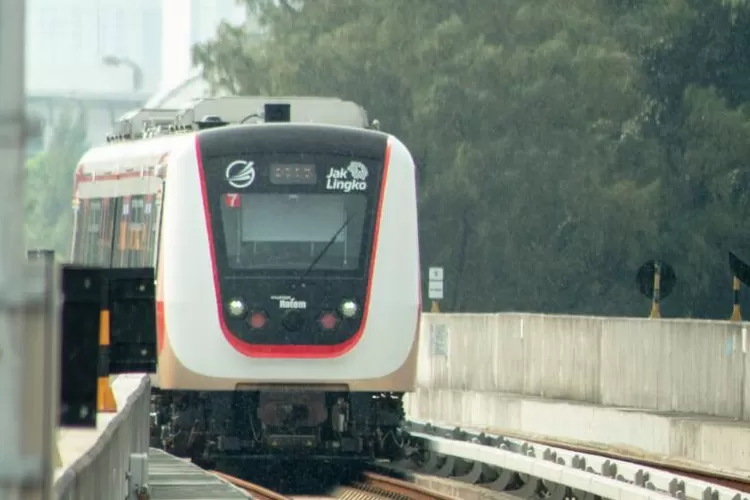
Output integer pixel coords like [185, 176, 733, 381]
[0, 1, 55, 498]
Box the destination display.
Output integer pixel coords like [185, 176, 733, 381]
[269, 164, 317, 185]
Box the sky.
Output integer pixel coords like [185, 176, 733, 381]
[26, 0, 248, 96]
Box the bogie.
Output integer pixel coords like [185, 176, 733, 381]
[149, 388, 407, 466]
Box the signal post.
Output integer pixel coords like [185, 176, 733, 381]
[729, 252, 749, 322]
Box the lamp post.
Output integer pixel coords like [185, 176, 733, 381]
[102, 55, 144, 92]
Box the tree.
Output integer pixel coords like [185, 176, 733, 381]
[25, 108, 89, 259]
[623, 0, 750, 316]
[193, 0, 750, 318]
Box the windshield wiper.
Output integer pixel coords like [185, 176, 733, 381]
[296, 211, 359, 284]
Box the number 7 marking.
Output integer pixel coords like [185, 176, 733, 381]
[224, 193, 241, 208]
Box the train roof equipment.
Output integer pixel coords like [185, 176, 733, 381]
[106, 96, 377, 143]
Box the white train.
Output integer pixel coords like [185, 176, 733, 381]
[69, 96, 422, 467]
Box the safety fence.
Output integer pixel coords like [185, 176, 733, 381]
[54, 375, 151, 500]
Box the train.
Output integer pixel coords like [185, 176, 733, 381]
[69, 96, 422, 467]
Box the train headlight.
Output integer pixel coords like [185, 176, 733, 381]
[227, 298, 247, 318]
[340, 299, 358, 318]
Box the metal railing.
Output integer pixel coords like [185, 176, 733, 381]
[54, 375, 150, 500]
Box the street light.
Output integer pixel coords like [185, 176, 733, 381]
[102, 55, 144, 92]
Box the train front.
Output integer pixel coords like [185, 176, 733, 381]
[156, 120, 421, 463]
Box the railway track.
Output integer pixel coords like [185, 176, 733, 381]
[211, 469, 459, 500]
[503, 433, 750, 494]
[210, 470, 291, 500]
[406, 422, 750, 498]
[343, 471, 458, 500]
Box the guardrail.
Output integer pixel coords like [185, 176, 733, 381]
[416, 314, 750, 420]
[54, 375, 151, 500]
[402, 420, 748, 500]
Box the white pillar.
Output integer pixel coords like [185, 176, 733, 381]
[0, 0, 31, 496]
[160, 0, 194, 91]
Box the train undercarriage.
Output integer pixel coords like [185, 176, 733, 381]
[149, 387, 407, 468]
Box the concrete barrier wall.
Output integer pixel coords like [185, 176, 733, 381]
[414, 313, 749, 419]
[55, 375, 151, 500]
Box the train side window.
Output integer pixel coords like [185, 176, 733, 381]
[97, 198, 115, 266]
[142, 193, 159, 268]
[72, 199, 89, 264]
[144, 195, 157, 267]
[152, 186, 166, 270]
[133, 194, 158, 267]
[85, 199, 102, 265]
[112, 196, 130, 268]
[110, 194, 159, 268]
[128, 196, 146, 267]
[70, 199, 81, 263]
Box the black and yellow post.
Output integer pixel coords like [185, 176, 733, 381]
[649, 262, 661, 319]
[98, 300, 117, 413]
[731, 275, 742, 322]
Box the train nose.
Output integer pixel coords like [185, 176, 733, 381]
[281, 310, 305, 331]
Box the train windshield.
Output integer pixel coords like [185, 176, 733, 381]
[220, 193, 368, 271]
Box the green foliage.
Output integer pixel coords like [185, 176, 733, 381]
[25, 109, 88, 259]
[192, 0, 750, 318]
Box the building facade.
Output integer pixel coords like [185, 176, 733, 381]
[26, 0, 162, 95]
[25, 0, 253, 154]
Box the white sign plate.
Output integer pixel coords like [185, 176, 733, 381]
[428, 267, 444, 281]
[428, 280, 444, 300]
[430, 323, 449, 356]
